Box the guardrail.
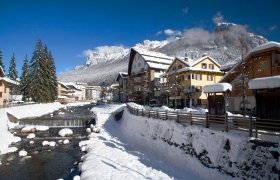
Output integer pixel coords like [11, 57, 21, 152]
[0, 102, 36, 109]
[127, 105, 280, 138]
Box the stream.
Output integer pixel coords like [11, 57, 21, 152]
[0, 104, 95, 180]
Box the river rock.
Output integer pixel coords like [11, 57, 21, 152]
[73, 175, 80, 180]
[27, 133, 36, 139]
[63, 139, 70, 144]
[58, 128, 73, 137]
[19, 150, 28, 157]
[86, 128, 91, 133]
[42, 141, 50, 146]
[35, 125, 49, 132]
[21, 126, 36, 133]
[49, 141, 56, 147]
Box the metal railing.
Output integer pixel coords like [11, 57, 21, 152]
[127, 105, 280, 138]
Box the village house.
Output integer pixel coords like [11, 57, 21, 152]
[57, 81, 86, 103]
[0, 66, 19, 106]
[85, 85, 102, 102]
[116, 72, 128, 103]
[127, 48, 173, 105]
[161, 55, 224, 108]
[220, 41, 280, 116]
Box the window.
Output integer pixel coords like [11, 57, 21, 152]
[0, 81, 2, 86]
[178, 65, 182, 69]
[207, 75, 213, 81]
[209, 64, 214, 70]
[191, 74, 195, 79]
[259, 60, 268, 70]
[186, 74, 191, 80]
[196, 74, 202, 80]
[0, 92, 2, 97]
[202, 63, 207, 69]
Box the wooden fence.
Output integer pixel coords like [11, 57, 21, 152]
[127, 105, 280, 138]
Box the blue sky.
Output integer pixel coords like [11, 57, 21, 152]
[0, 0, 279, 75]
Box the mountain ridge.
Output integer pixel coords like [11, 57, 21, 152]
[58, 22, 268, 85]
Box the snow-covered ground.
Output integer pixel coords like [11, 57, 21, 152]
[0, 102, 64, 155]
[80, 104, 279, 179]
[80, 104, 228, 179]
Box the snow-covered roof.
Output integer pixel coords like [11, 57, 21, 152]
[135, 48, 173, 60]
[203, 83, 232, 93]
[247, 41, 280, 55]
[248, 75, 280, 90]
[0, 77, 19, 85]
[175, 56, 192, 66]
[57, 95, 68, 99]
[128, 48, 173, 76]
[147, 62, 170, 70]
[161, 66, 222, 77]
[191, 56, 221, 68]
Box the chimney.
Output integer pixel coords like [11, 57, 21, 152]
[184, 57, 189, 62]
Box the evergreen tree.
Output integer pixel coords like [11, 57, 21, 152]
[8, 52, 18, 80]
[47, 50, 58, 101]
[29, 39, 58, 102]
[29, 39, 46, 102]
[0, 50, 5, 72]
[20, 55, 30, 101]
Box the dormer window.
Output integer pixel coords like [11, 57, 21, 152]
[202, 63, 207, 69]
[209, 64, 214, 70]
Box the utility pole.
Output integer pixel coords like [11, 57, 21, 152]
[239, 38, 249, 117]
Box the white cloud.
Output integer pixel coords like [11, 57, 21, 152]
[182, 6, 189, 14]
[269, 25, 277, 31]
[156, 31, 162, 36]
[164, 29, 182, 36]
[213, 12, 224, 25]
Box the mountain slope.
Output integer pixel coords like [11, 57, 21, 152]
[58, 23, 268, 85]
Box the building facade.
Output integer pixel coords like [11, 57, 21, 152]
[162, 56, 224, 108]
[220, 41, 280, 115]
[116, 72, 128, 103]
[0, 66, 18, 106]
[127, 48, 173, 105]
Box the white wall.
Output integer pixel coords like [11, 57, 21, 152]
[131, 53, 148, 75]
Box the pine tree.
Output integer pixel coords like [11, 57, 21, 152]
[29, 39, 46, 102]
[8, 52, 18, 80]
[20, 55, 30, 101]
[29, 39, 58, 102]
[48, 50, 58, 101]
[0, 50, 5, 72]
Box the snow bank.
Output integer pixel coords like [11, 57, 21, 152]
[58, 128, 73, 137]
[119, 108, 279, 179]
[82, 104, 278, 179]
[6, 102, 64, 119]
[0, 109, 21, 155]
[80, 104, 227, 180]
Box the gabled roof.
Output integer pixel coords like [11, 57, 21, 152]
[191, 56, 221, 68]
[220, 41, 280, 83]
[162, 55, 222, 77]
[128, 48, 173, 76]
[116, 72, 128, 81]
[0, 77, 19, 85]
[58, 81, 69, 89]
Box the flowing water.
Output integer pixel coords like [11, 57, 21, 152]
[0, 104, 95, 180]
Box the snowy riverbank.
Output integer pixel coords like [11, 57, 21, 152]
[0, 102, 65, 155]
[80, 104, 279, 179]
